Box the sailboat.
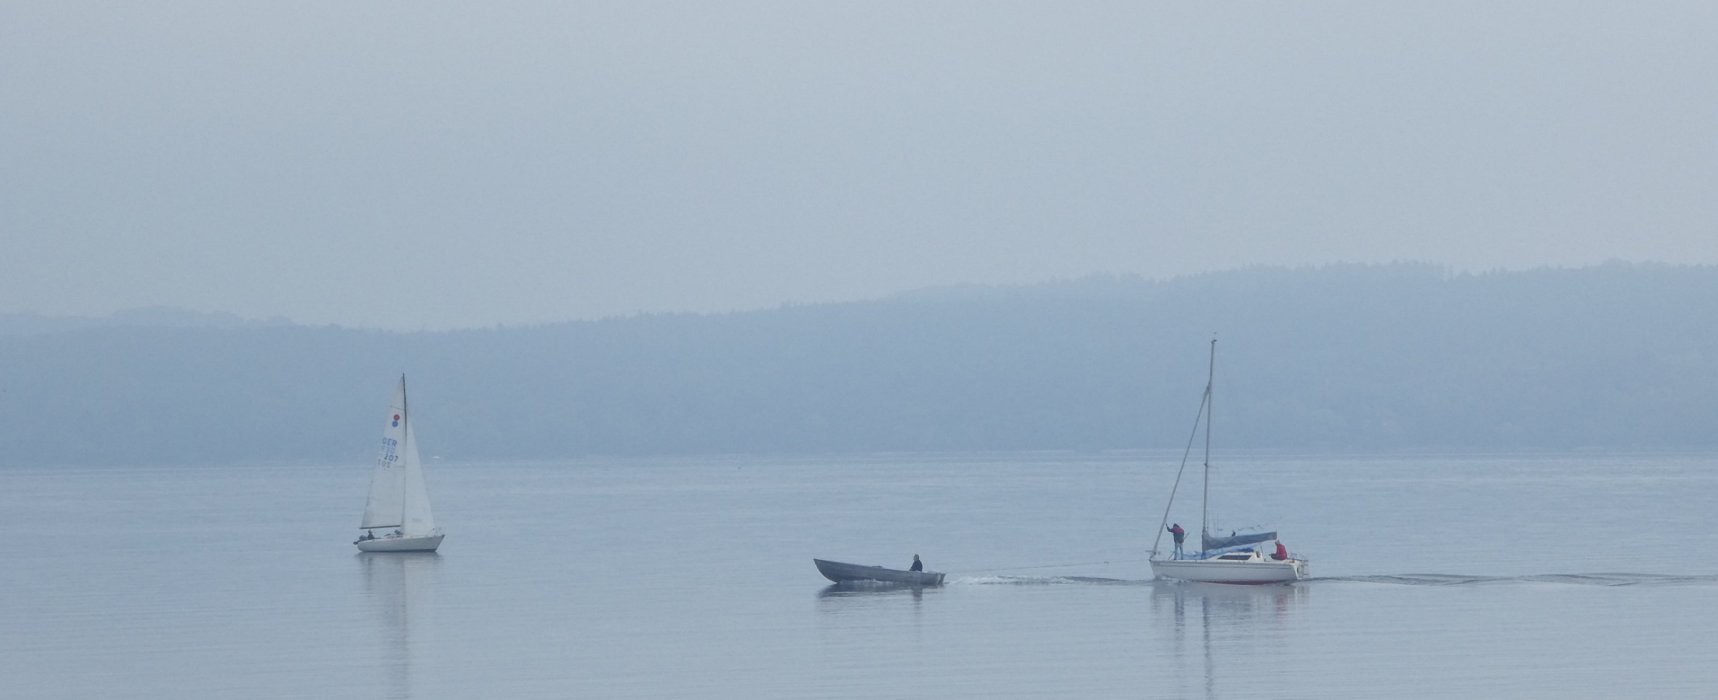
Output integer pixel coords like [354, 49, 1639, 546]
[355, 375, 445, 552]
[1149, 340, 1305, 584]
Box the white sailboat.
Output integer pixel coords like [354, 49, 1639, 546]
[1149, 340, 1305, 584]
[355, 376, 445, 552]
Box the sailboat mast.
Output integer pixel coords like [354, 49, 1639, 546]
[1201, 338, 1215, 545]
[398, 374, 410, 511]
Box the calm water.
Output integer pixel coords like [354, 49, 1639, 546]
[3, 452, 1716, 699]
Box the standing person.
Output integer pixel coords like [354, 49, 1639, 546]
[909, 554, 923, 572]
[1273, 541, 1289, 561]
[1168, 523, 1186, 558]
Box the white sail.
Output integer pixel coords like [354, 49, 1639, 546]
[398, 414, 436, 536]
[360, 378, 411, 530]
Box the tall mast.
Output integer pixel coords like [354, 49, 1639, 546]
[1201, 338, 1215, 544]
[399, 374, 410, 511]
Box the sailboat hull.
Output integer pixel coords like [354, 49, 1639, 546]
[1150, 557, 1306, 585]
[355, 533, 444, 552]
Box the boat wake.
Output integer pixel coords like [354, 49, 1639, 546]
[947, 572, 1718, 587]
[1312, 573, 1718, 587]
[952, 575, 1148, 586]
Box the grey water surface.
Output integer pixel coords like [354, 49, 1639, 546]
[2, 452, 1715, 699]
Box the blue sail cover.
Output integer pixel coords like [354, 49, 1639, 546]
[1203, 530, 1276, 551]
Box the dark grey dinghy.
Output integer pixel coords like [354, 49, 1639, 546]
[813, 558, 946, 586]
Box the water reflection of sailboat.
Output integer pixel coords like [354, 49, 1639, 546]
[1152, 581, 1304, 699]
[1154, 579, 1304, 621]
[360, 551, 440, 700]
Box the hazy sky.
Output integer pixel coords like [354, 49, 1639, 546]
[5, 2, 1716, 329]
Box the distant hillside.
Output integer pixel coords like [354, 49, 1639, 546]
[3, 262, 1716, 466]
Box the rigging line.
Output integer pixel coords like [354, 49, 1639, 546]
[1151, 378, 1211, 557]
[1202, 337, 1215, 543]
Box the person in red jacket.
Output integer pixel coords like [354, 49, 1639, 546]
[1272, 541, 1289, 561]
[1168, 523, 1187, 558]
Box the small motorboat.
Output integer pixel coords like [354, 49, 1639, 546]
[813, 558, 946, 586]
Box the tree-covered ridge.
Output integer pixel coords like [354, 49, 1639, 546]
[4, 263, 1715, 465]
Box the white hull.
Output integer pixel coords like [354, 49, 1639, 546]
[356, 533, 444, 552]
[1151, 556, 1306, 585]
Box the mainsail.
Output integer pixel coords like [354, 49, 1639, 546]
[360, 376, 436, 535]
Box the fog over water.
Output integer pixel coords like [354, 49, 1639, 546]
[7, 6, 1717, 696]
[5, 3, 1718, 328]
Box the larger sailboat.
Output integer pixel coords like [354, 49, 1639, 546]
[1149, 340, 1305, 584]
[355, 376, 445, 552]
